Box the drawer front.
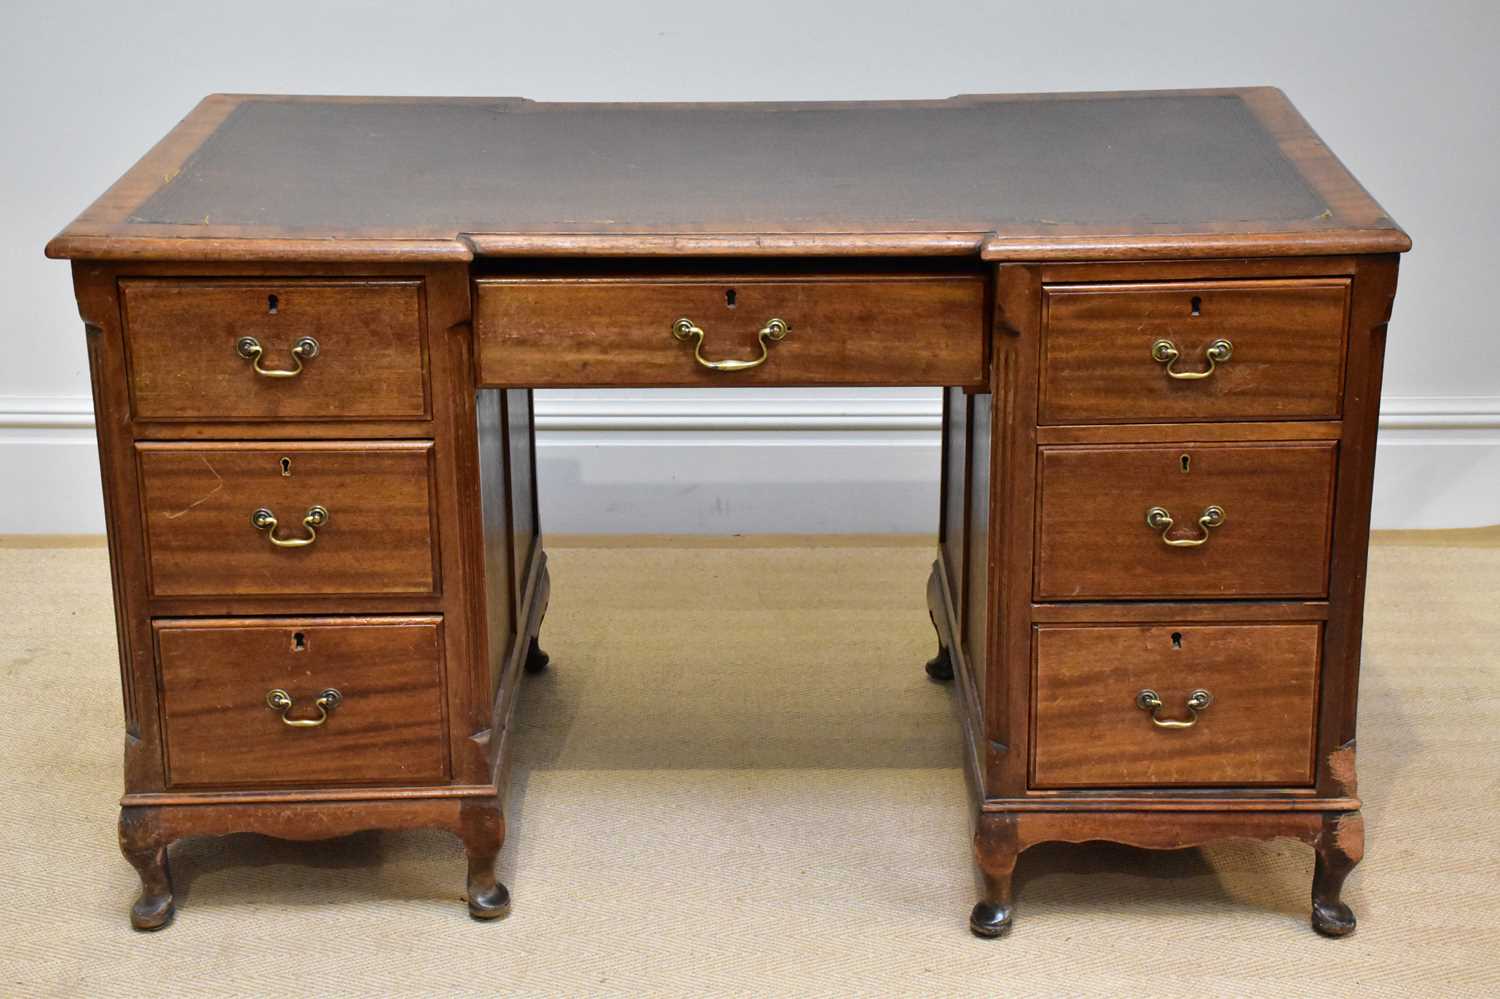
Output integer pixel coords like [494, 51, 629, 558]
[1039, 279, 1349, 425]
[1036, 442, 1336, 601]
[121, 279, 429, 421]
[1032, 622, 1321, 788]
[138, 441, 439, 598]
[473, 276, 986, 387]
[156, 617, 449, 787]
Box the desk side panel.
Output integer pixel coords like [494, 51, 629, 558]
[476, 390, 516, 700]
[72, 262, 166, 793]
[964, 394, 992, 714]
[987, 265, 1045, 798]
[506, 389, 540, 611]
[940, 387, 970, 619]
[1315, 253, 1399, 798]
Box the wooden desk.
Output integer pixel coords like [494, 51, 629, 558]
[47, 88, 1409, 936]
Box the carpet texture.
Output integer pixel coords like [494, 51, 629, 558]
[1, 537, 1497, 996]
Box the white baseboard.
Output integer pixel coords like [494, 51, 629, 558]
[2, 392, 1496, 534]
[0, 430, 107, 533]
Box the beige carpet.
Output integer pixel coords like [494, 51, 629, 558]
[2, 536, 1498, 996]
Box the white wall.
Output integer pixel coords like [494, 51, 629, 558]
[3, 1, 1497, 532]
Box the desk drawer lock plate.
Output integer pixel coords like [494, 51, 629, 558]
[265, 687, 343, 728]
[672, 316, 789, 372]
[250, 504, 329, 548]
[1151, 337, 1232, 380]
[1145, 504, 1225, 547]
[1135, 688, 1213, 729]
[236, 335, 320, 378]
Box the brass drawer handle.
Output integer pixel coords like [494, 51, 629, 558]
[266, 688, 342, 728]
[236, 335, 319, 378]
[1145, 504, 1225, 547]
[251, 505, 329, 548]
[672, 317, 789, 372]
[1151, 338, 1232, 380]
[1136, 688, 1212, 729]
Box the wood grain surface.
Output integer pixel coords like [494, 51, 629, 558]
[155, 616, 449, 787]
[474, 275, 986, 387]
[1039, 278, 1350, 424]
[137, 441, 440, 597]
[1035, 442, 1337, 600]
[121, 278, 429, 421]
[1030, 622, 1322, 787]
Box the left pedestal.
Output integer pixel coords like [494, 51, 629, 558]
[71, 261, 544, 927]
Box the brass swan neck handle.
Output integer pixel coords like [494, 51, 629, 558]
[237, 335, 319, 378]
[1135, 688, 1213, 729]
[672, 317, 789, 372]
[1151, 337, 1232, 380]
[251, 505, 329, 548]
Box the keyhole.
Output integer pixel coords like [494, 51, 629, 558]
[1180, 454, 1191, 474]
[267, 294, 279, 315]
[725, 288, 737, 309]
[1189, 295, 1201, 317]
[292, 631, 306, 652]
[280, 456, 292, 477]
[1171, 632, 1183, 649]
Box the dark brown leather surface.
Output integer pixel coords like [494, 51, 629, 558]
[129, 95, 1327, 233]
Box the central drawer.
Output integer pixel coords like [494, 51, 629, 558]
[472, 275, 987, 387]
[155, 616, 450, 788]
[137, 441, 440, 598]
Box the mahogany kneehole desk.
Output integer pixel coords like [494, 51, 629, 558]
[47, 88, 1410, 937]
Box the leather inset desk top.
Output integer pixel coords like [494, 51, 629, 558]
[132, 95, 1324, 230]
[46, 89, 1408, 262]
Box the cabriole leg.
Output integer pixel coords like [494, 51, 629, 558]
[971, 813, 1019, 937]
[1312, 811, 1364, 937]
[523, 635, 550, 675]
[925, 647, 954, 682]
[925, 613, 954, 682]
[460, 800, 511, 920]
[118, 807, 174, 931]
